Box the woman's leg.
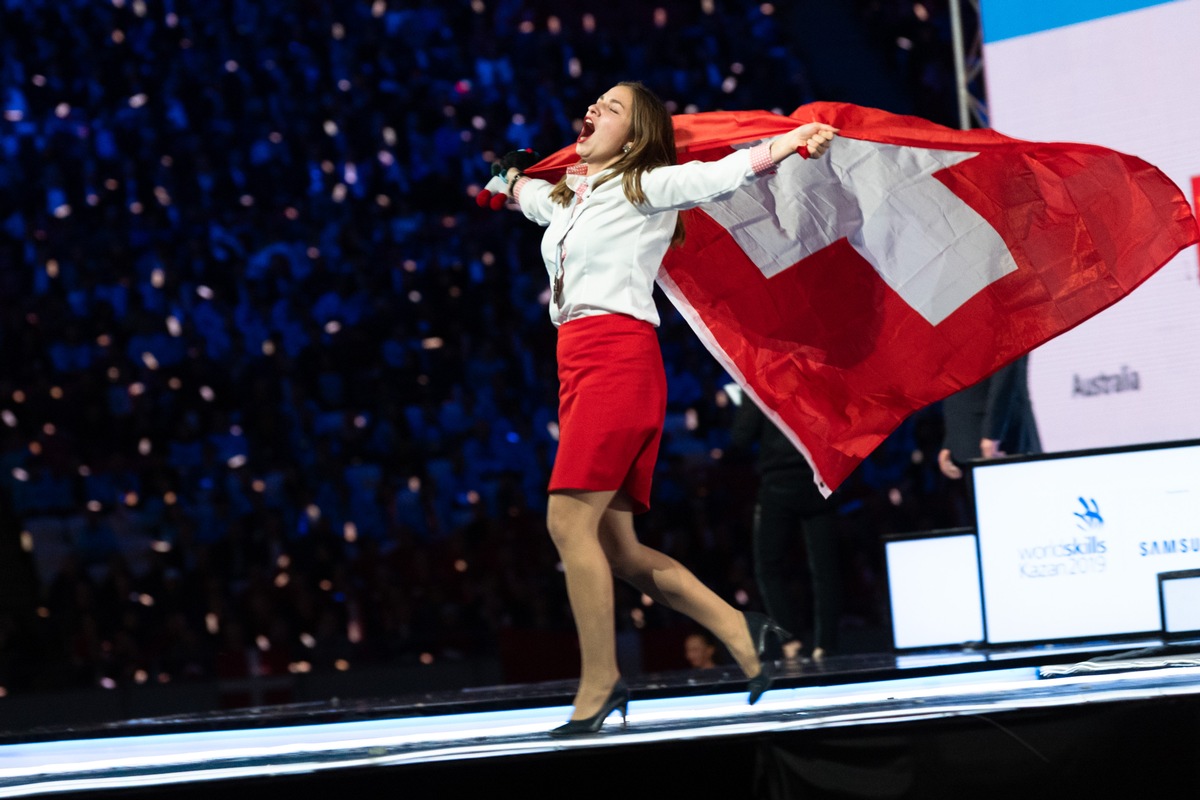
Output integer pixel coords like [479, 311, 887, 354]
[597, 498, 761, 679]
[546, 488, 622, 720]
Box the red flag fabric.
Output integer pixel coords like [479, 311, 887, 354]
[524, 102, 1200, 494]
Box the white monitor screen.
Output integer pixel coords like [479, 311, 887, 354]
[885, 532, 984, 649]
[1160, 571, 1200, 635]
[971, 441, 1200, 645]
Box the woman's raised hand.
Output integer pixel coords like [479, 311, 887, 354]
[770, 122, 838, 163]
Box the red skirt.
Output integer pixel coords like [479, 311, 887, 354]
[551, 314, 666, 514]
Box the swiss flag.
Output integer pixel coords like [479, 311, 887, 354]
[525, 103, 1200, 494]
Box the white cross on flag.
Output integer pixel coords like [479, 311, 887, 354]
[525, 102, 1200, 494]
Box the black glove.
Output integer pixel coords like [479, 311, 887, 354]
[491, 148, 541, 179]
[475, 149, 541, 211]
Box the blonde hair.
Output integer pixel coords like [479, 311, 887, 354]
[550, 81, 686, 248]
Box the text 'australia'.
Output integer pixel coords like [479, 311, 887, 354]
[1072, 366, 1140, 397]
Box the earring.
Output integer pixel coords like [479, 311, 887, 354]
[622, 144, 631, 154]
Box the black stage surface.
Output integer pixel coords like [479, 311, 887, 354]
[2, 639, 1199, 800]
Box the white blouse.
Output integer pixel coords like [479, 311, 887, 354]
[514, 143, 776, 327]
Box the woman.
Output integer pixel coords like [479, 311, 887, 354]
[503, 81, 836, 735]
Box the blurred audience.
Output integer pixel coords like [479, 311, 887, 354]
[683, 630, 719, 670]
[0, 0, 963, 697]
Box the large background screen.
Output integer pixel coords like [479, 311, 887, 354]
[981, 0, 1200, 452]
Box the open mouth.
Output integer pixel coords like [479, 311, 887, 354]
[577, 118, 595, 143]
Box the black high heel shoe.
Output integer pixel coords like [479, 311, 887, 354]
[549, 679, 630, 737]
[744, 612, 791, 705]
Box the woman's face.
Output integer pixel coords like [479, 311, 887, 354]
[576, 84, 634, 174]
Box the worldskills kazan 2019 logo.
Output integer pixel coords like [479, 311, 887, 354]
[1015, 497, 1108, 578]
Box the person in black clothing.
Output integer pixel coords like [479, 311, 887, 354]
[730, 396, 842, 661]
[938, 355, 1041, 476]
[937, 356, 1042, 523]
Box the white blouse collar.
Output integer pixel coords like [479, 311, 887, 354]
[564, 163, 614, 194]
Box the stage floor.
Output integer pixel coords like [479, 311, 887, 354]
[3, 639, 1199, 798]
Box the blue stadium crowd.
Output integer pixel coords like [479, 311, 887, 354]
[0, 0, 965, 698]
